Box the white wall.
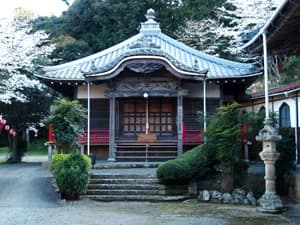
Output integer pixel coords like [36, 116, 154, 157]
[77, 83, 108, 99]
[242, 95, 300, 128]
[183, 83, 220, 98]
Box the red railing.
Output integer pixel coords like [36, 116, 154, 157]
[78, 130, 110, 144]
[77, 128, 202, 144]
[182, 125, 203, 143]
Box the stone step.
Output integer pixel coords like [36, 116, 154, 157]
[87, 183, 165, 190]
[89, 178, 159, 185]
[85, 194, 189, 202]
[93, 162, 160, 169]
[90, 174, 156, 179]
[86, 189, 166, 195]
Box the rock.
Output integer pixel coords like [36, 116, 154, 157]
[232, 188, 246, 204]
[232, 188, 246, 197]
[243, 198, 250, 205]
[210, 190, 222, 203]
[203, 190, 211, 201]
[197, 191, 203, 201]
[246, 192, 257, 206]
[222, 193, 233, 204]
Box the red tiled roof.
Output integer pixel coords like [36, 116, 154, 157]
[251, 82, 300, 99]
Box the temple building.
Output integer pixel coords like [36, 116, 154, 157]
[36, 9, 260, 161]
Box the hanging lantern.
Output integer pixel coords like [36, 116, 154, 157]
[9, 129, 14, 135]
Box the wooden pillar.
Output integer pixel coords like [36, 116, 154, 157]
[108, 96, 116, 161]
[177, 95, 183, 156]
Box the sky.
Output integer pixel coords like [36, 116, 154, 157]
[0, 0, 74, 18]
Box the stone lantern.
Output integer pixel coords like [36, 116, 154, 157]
[256, 118, 283, 213]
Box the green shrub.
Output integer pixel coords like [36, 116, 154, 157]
[157, 144, 215, 184]
[55, 151, 90, 200]
[156, 158, 191, 184]
[82, 154, 92, 172]
[276, 128, 296, 195]
[242, 174, 265, 198]
[50, 154, 69, 175]
[51, 153, 91, 176]
[233, 160, 249, 187]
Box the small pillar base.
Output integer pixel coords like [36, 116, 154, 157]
[257, 192, 284, 213]
[107, 158, 116, 162]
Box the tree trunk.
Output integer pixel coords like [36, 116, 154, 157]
[221, 163, 234, 193]
[8, 135, 20, 162]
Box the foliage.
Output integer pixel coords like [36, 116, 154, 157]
[50, 152, 91, 176]
[0, 88, 55, 161]
[33, 0, 184, 64]
[158, 102, 245, 191]
[44, 98, 87, 153]
[280, 56, 300, 84]
[0, 14, 54, 104]
[157, 144, 215, 184]
[205, 102, 242, 163]
[55, 151, 90, 200]
[203, 102, 243, 192]
[181, 0, 227, 21]
[242, 174, 265, 198]
[156, 158, 191, 184]
[276, 128, 296, 195]
[0, 146, 8, 153]
[0, 11, 55, 161]
[50, 153, 69, 175]
[241, 110, 265, 160]
[25, 138, 48, 156]
[176, 0, 281, 55]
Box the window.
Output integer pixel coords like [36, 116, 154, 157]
[279, 103, 291, 128]
[120, 98, 176, 137]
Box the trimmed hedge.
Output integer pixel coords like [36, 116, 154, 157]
[50, 153, 91, 176]
[50, 154, 69, 175]
[156, 144, 215, 184]
[55, 152, 90, 200]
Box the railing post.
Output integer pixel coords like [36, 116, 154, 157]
[177, 95, 183, 156]
[108, 96, 116, 161]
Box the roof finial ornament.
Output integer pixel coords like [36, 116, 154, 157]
[145, 8, 156, 21]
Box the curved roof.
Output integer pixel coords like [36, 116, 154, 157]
[38, 9, 260, 82]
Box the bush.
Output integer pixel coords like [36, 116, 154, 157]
[276, 128, 296, 195]
[50, 153, 69, 175]
[156, 158, 191, 184]
[51, 153, 91, 176]
[157, 144, 215, 184]
[233, 160, 249, 187]
[55, 151, 90, 200]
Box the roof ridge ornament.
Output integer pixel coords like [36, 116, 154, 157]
[145, 8, 156, 20]
[139, 8, 161, 34]
[129, 36, 161, 49]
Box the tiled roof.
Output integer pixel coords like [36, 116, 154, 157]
[251, 82, 300, 99]
[37, 9, 261, 81]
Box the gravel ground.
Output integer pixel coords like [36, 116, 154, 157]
[0, 163, 297, 225]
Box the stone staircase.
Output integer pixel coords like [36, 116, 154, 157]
[85, 173, 189, 201]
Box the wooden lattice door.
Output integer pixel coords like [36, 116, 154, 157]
[120, 98, 175, 137]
